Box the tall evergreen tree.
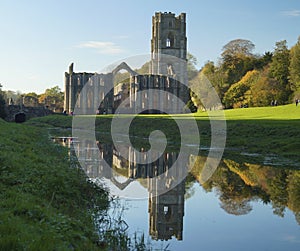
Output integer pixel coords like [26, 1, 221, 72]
[289, 37, 300, 96]
[269, 40, 292, 103]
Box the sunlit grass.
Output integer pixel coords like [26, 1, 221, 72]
[195, 104, 300, 120]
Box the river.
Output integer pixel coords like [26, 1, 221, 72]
[53, 136, 300, 251]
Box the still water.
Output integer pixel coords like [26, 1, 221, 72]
[55, 137, 300, 251]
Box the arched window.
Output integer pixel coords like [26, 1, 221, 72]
[166, 38, 171, 47]
[166, 32, 175, 48]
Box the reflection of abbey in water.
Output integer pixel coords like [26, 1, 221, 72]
[72, 139, 185, 241]
[64, 12, 190, 114]
[58, 137, 300, 241]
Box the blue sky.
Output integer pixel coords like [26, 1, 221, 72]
[1, 0, 300, 93]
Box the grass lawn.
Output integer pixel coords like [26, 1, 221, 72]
[195, 103, 300, 120]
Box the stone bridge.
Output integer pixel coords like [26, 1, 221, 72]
[5, 105, 53, 122]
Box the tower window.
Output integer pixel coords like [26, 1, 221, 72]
[166, 38, 171, 47]
[166, 32, 175, 48]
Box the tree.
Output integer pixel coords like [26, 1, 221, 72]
[190, 71, 224, 111]
[201, 61, 228, 101]
[223, 70, 260, 108]
[221, 39, 255, 58]
[187, 52, 198, 80]
[269, 40, 292, 103]
[221, 39, 257, 86]
[289, 37, 300, 96]
[253, 51, 273, 69]
[251, 66, 286, 107]
[0, 84, 7, 119]
[39, 86, 64, 112]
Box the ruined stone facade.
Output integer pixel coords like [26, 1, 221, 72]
[64, 12, 189, 114]
[64, 63, 114, 114]
[129, 74, 189, 114]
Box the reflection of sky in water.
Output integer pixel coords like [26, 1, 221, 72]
[122, 184, 300, 251]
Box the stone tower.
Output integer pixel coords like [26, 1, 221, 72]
[151, 12, 187, 88]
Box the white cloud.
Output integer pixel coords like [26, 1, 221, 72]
[282, 10, 300, 17]
[77, 41, 124, 54]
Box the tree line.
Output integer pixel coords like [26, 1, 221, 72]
[189, 37, 300, 110]
[0, 85, 64, 119]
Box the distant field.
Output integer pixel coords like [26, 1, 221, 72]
[194, 104, 300, 120]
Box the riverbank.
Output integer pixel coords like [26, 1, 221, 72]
[0, 118, 108, 250]
[26, 104, 300, 167]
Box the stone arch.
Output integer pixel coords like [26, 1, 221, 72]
[112, 62, 137, 76]
[110, 176, 133, 190]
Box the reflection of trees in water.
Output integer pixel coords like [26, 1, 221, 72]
[295, 213, 300, 225]
[190, 155, 300, 224]
[184, 173, 196, 200]
[206, 164, 259, 216]
[220, 197, 252, 216]
[268, 170, 288, 217]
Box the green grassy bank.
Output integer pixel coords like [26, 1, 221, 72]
[0, 118, 108, 250]
[26, 104, 300, 166]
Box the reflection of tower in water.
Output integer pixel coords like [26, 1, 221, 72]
[74, 140, 186, 241]
[121, 147, 186, 241]
[148, 180, 185, 241]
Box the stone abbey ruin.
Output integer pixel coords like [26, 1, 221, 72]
[64, 12, 190, 114]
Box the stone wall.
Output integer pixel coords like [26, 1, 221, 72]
[5, 105, 53, 122]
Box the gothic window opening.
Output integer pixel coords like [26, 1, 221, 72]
[164, 206, 169, 214]
[166, 32, 175, 48]
[164, 205, 172, 221]
[166, 38, 171, 48]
